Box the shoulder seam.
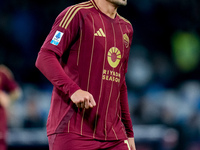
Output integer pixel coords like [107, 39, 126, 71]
[118, 14, 131, 25]
[59, 1, 93, 29]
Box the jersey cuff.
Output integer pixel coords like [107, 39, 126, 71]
[68, 85, 81, 98]
[127, 132, 134, 138]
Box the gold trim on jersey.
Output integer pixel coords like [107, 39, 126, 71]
[87, 13, 95, 92]
[122, 125, 128, 138]
[112, 127, 118, 140]
[93, 13, 107, 139]
[115, 93, 120, 115]
[117, 13, 132, 25]
[59, 1, 93, 29]
[104, 75, 114, 140]
[77, 29, 82, 65]
[90, 0, 98, 10]
[80, 13, 96, 136]
[118, 20, 125, 76]
[111, 23, 116, 46]
[59, 1, 90, 27]
[65, 5, 93, 29]
[104, 22, 117, 141]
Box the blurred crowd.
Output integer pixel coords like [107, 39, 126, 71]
[127, 45, 200, 150]
[0, 0, 200, 150]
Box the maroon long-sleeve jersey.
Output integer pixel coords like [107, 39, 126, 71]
[36, 0, 134, 140]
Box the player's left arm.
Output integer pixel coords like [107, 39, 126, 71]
[120, 78, 136, 150]
[120, 23, 136, 149]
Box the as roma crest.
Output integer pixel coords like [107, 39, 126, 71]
[123, 33, 129, 48]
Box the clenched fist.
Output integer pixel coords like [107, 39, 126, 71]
[70, 89, 96, 109]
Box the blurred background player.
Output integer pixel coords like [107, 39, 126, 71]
[0, 65, 21, 150]
[36, 0, 136, 149]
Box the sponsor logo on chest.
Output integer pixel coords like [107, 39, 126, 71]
[94, 28, 106, 37]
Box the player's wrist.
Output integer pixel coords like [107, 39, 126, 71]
[68, 86, 81, 98]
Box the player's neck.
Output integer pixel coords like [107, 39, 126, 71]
[94, 0, 118, 19]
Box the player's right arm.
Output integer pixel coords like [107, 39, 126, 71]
[35, 7, 95, 108]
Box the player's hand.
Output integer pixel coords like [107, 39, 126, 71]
[128, 137, 136, 150]
[70, 89, 96, 109]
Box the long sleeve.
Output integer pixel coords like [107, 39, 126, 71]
[35, 49, 80, 97]
[120, 77, 134, 138]
[35, 6, 82, 97]
[120, 25, 134, 137]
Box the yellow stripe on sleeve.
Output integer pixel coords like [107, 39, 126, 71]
[59, 1, 92, 27]
[64, 5, 93, 29]
[59, 6, 74, 27]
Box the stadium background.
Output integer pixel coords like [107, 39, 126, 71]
[0, 0, 200, 149]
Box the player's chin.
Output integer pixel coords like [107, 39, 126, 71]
[117, 1, 127, 7]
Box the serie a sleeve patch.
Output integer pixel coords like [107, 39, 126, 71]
[50, 31, 64, 46]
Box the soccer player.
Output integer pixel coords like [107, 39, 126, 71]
[0, 65, 21, 150]
[36, 0, 136, 149]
